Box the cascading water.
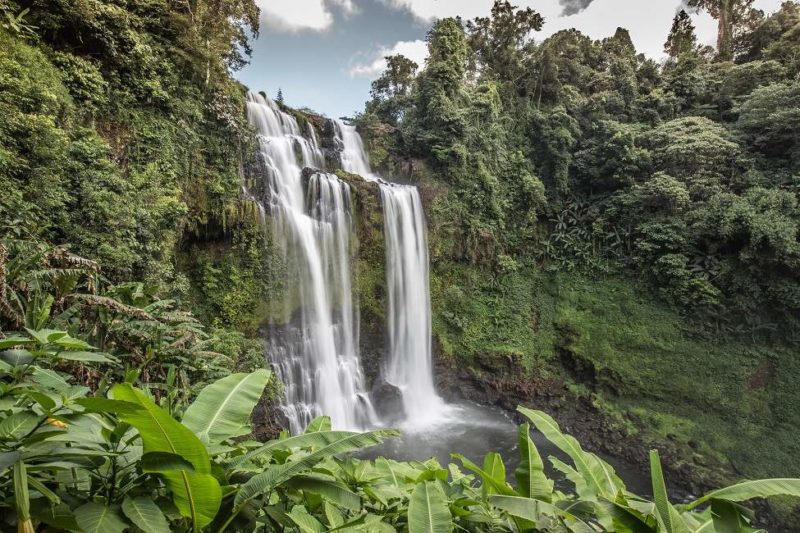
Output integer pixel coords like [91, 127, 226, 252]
[243, 95, 643, 486]
[246, 93, 376, 433]
[334, 121, 448, 424]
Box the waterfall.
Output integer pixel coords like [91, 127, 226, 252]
[246, 93, 376, 433]
[334, 121, 447, 424]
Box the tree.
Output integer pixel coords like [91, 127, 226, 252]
[643, 116, 740, 199]
[276, 87, 284, 105]
[601, 28, 639, 106]
[371, 54, 418, 100]
[665, 10, 699, 57]
[404, 17, 469, 161]
[743, 1, 800, 76]
[465, 0, 543, 98]
[366, 54, 418, 123]
[734, 82, 800, 161]
[687, 0, 763, 60]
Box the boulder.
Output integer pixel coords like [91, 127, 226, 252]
[371, 379, 405, 423]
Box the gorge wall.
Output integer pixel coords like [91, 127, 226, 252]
[244, 106, 797, 510]
[243, 107, 723, 496]
[348, 121, 799, 509]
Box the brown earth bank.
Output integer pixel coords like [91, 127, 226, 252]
[432, 346, 714, 497]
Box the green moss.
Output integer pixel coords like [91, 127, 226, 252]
[550, 274, 800, 480]
[181, 221, 275, 336]
[431, 264, 555, 368]
[341, 173, 387, 327]
[430, 265, 800, 482]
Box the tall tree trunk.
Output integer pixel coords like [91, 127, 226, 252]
[717, 0, 733, 61]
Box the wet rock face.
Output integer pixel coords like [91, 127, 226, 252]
[321, 119, 343, 170]
[251, 393, 287, 441]
[371, 379, 406, 424]
[430, 343, 730, 500]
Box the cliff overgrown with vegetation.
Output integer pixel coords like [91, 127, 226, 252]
[0, 0, 274, 373]
[356, 0, 800, 504]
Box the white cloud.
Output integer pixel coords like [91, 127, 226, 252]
[258, 0, 356, 32]
[349, 39, 429, 78]
[381, 0, 493, 20]
[380, 0, 784, 58]
[536, 0, 782, 58]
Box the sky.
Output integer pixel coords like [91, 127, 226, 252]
[236, 0, 784, 118]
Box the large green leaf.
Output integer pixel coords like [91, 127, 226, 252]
[22, 389, 56, 411]
[452, 453, 516, 496]
[122, 496, 170, 533]
[141, 451, 196, 473]
[56, 350, 116, 363]
[112, 385, 211, 472]
[600, 499, 659, 533]
[376, 456, 405, 489]
[30, 367, 70, 391]
[481, 452, 507, 499]
[0, 335, 32, 349]
[408, 481, 453, 533]
[305, 416, 332, 433]
[287, 505, 326, 533]
[518, 407, 620, 500]
[29, 501, 79, 530]
[686, 478, 800, 510]
[324, 501, 344, 528]
[111, 384, 221, 528]
[550, 456, 590, 496]
[74, 398, 144, 414]
[488, 495, 563, 525]
[709, 499, 753, 533]
[25, 329, 67, 346]
[74, 503, 128, 533]
[228, 430, 378, 470]
[515, 423, 552, 502]
[286, 474, 362, 510]
[182, 369, 271, 444]
[0, 412, 39, 440]
[234, 429, 397, 507]
[649, 450, 691, 533]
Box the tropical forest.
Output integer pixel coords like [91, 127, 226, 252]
[1, 0, 799, 531]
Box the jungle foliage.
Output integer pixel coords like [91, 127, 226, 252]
[361, 0, 800, 338]
[0, 0, 272, 381]
[2, 0, 800, 531]
[4, 230, 792, 532]
[0, 0, 260, 287]
[357, 0, 800, 513]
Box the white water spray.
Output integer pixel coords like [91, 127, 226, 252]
[246, 93, 376, 433]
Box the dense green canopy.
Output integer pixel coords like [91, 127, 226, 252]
[361, 0, 800, 337]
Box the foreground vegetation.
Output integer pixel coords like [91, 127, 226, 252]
[1, 227, 797, 531]
[2, 341, 799, 532]
[430, 269, 800, 489]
